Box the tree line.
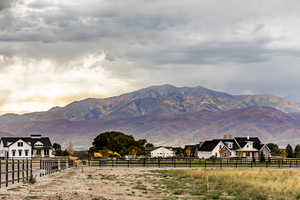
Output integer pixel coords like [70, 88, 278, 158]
[267, 143, 300, 158]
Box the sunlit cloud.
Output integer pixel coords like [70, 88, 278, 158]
[0, 53, 134, 114]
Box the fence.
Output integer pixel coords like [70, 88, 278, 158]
[87, 158, 300, 168]
[0, 158, 73, 188]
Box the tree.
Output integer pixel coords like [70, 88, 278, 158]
[173, 147, 184, 157]
[53, 143, 61, 151]
[286, 144, 294, 158]
[91, 131, 149, 157]
[267, 143, 280, 155]
[280, 149, 287, 158]
[295, 145, 300, 158]
[145, 143, 154, 148]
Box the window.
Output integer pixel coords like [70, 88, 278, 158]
[44, 149, 49, 156]
[12, 150, 16, 157]
[246, 152, 250, 157]
[18, 150, 22, 157]
[17, 142, 23, 147]
[25, 150, 29, 156]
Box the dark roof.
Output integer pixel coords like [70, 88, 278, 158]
[1, 137, 52, 148]
[219, 139, 239, 150]
[198, 140, 221, 151]
[198, 139, 239, 152]
[234, 137, 261, 149]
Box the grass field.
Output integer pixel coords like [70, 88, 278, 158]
[154, 169, 300, 200]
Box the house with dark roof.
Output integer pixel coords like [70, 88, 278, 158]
[196, 136, 271, 159]
[0, 134, 54, 159]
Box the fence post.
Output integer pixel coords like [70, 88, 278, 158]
[158, 158, 160, 168]
[40, 159, 42, 177]
[26, 159, 29, 181]
[128, 160, 130, 168]
[17, 160, 20, 183]
[22, 160, 25, 182]
[0, 160, 2, 188]
[220, 159, 222, 168]
[12, 159, 15, 185]
[143, 158, 146, 167]
[30, 159, 33, 178]
[58, 160, 61, 171]
[5, 159, 8, 187]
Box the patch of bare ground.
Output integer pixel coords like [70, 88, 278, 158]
[0, 167, 178, 200]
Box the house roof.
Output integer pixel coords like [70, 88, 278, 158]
[198, 140, 221, 151]
[198, 139, 239, 152]
[146, 146, 174, 152]
[234, 137, 261, 149]
[1, 137, 52, 148]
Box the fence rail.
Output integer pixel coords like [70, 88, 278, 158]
[0, 158, 74, 189]
[87, 158, 300, 169]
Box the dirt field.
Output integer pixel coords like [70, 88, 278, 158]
[0, 167, 179, 200]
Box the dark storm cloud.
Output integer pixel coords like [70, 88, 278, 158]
[2, 0, 300, 110]
[0, 0, 13, 11]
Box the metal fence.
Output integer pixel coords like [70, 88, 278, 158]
[87, 158, 300, 168]
[0, 158, 74, 188]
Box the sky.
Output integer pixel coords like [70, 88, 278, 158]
[1, 0, 300, 114]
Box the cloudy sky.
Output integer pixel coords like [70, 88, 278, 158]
[1, 0, 300, 114]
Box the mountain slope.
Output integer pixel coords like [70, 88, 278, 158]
[1, 84, 300, 123]
[0, 107, 300, 148]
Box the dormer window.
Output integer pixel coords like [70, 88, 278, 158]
[34, 141, 43, 146]
[18, 142, 23, 147]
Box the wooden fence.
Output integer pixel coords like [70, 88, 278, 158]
[87, 158, 300, 168]
[0, 158, 74, 188]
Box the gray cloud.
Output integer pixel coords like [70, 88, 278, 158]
[2, 0, 300, 113]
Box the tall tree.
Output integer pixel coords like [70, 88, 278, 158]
[267, 143, 280, 155]
[91, 131, 149, 156]
[295, 145, 300, 158]
[286, 144, 294, 158]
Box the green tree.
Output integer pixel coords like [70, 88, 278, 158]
[91, 131, 149, 156]
[286, 144, 294, 158]
[294, 145, 300, 158]
[53, 143, 61, 151]
[145, 143, 154, 148]
[173, 147, 184, 157]
[267, 143, 280, 155]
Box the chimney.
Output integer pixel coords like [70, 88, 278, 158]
[247, 136, 250, 140]
[223, 134, 233, 139]
[30, 134, 42, 139]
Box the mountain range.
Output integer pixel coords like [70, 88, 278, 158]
[1, 84, 300, 149]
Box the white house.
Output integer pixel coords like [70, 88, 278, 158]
[197, 136, 271, 160]
[149, 147, 175, 158]
[0, 134, 54, 159]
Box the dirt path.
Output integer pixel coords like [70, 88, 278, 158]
[0, 167, 173, 200]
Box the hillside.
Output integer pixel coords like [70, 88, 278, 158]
[1, 85, 300, 148]
[1, 84, 300, 123]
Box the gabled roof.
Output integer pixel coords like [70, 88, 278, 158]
[219, 139, 239, 150]
[198, 140, 221, 151]
[234, 137, 261, 149]
[1, 137, 52, 148]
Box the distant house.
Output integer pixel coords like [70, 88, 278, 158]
[196, 136, 271, 159]
[0, 134, 54, 159]
[146, 147, 175, 158]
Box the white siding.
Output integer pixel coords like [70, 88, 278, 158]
[8, 139, 32, 158]
[151, 147, 175, 158]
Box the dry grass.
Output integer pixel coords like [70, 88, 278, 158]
[164, 168, 300, 200]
